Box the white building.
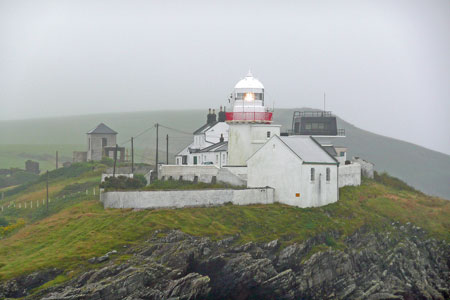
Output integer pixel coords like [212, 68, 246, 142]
[247, 135, 339, 207]
[175, 108, 229, 167]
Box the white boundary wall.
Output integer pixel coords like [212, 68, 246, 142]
[101, 188, 274, 209]
[338, 163, 361, 188]
[158, 165, 246, 186]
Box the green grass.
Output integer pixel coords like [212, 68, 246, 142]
[0, 168, 448, 283]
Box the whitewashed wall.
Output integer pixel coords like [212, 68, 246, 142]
[338, 163, 361, 187]
[101, 188, 274, 209]
[159, 165, 219, 182]
[158, 165, 245, 186]
[300, 163, 339, 207]
[228, 124, 281, 166]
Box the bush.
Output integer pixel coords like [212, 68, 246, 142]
[100, 157, 114, 167]
[100, 176, 146, 190]
[134, 174, 147, 186]
[0, 217, 8, 227]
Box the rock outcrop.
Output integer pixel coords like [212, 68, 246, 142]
[3, 223, 449, 300]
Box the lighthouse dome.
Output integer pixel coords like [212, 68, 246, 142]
[234, 71, 264, 89]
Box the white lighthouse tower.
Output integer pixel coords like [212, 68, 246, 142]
[226, 71, 281, 166]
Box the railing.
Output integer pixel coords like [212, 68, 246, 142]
[337, 128, 345, 136]
[293, 111, 333, 118]
[225, 112, 273, 123]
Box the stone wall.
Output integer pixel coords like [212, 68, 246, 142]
[338, 163, 361, 188]
[101, 188, 274, 209]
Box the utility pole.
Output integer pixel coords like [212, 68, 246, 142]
[166, 134, 169, 165]
[113, 144, 118, 177]
[131, 137, 134, 174]
[46, 170, 49, 211]
[56, 151, 58, 169]
[155, 123, 159, 177]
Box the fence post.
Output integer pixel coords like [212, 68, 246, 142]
[86, 189, 88, 195]
[30, 201, 32, 208]
[93, 188, 96, 196]
[25, 202, 27, 208]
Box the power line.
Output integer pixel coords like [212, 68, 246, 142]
[159, 124, 193, 135]
[119, 125, 156, 146]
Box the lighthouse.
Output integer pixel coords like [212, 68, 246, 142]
[226, 71, 281, 166]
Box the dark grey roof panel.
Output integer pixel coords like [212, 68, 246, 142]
[200, 141, 228, 153]
[87, 123, 117, 134]
[322, 145, 337, 157]
[193, 122, 218, 135]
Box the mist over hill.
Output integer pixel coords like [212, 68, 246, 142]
[0, 108, 449, 199]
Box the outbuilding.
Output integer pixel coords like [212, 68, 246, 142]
[247, 135, 339, 208]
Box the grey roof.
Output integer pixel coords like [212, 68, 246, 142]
[193, 122, 218, 135]
[200, 141, 228, 153]
[279, 136, 337, 164]
[322, 145, 337, 157]
[87, 123, 117, 135]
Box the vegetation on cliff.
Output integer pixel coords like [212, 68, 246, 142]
[0, 162, 448, 294]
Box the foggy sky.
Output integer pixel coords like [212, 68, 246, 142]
[1, 0, 449, 154]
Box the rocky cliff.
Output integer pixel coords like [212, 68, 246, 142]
[2, 223, 449, 300]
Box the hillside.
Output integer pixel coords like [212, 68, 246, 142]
[1, 109, 450, 199]
[0, 163, 448, 299]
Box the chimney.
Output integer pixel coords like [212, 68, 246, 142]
[220, 134, 224, 143]
[207, 108, 212, 124]
[218, 105, 226, 122]
[211, 109, 217, 123]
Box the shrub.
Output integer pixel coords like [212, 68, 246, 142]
[100, 157, 114, 167]
[100, 176, 146, 190]
[0, 217, 8, 227]
[134, 174, 147, 186]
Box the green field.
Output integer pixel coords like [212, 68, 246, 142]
[0, 144, 84, 172]
[0, 163, 448, 283]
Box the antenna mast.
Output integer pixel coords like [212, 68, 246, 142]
[323, 92, 326, 112]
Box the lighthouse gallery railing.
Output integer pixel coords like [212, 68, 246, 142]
[225, 112, 273, 123]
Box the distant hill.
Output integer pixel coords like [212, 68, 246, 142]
[1, 108, 449, 199]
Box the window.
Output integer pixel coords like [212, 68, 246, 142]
[102, 138, 107, 148]
[176, 158, 180, 165]
[310, 168, 315, 181]
[193, 156, 198, 165]
[340, 152, 345, 157]
[326, 168, 330, 181]
[182, 155, 188, 165]
[267, 131, 271, 138]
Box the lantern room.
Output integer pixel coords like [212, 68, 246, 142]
[226, 71, 273, 123]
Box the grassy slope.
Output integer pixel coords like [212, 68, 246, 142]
[0, 167, 448, 282]
[1, 109, 449, 199]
